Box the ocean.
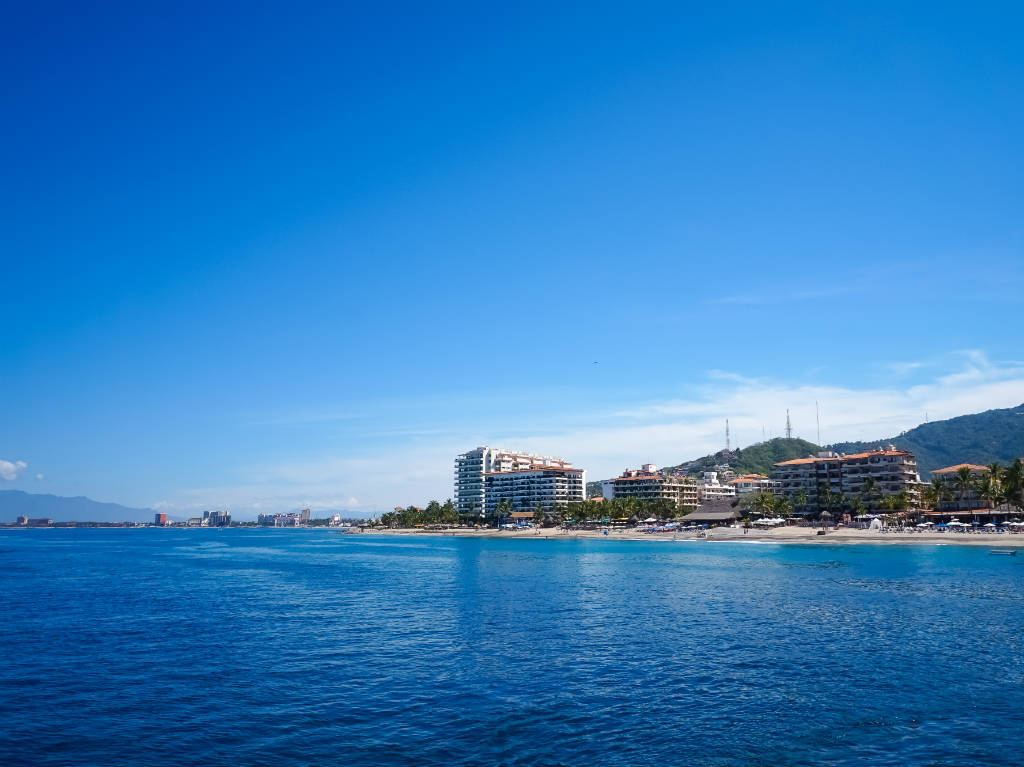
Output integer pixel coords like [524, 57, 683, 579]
[2, 529, 1022, 766]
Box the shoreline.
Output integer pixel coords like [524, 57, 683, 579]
[350, 526, 1024, 547]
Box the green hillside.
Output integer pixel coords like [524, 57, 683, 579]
[663, 437, 822, 477]
[831, 402, 1024, 476]
[588, 403, 1024, 494]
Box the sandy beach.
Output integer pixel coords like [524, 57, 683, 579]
[352, 525, 1024, 547]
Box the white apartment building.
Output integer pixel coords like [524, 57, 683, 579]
[611, 465, 700, 509]
[483, 466, 586, 514]
[729, 474, 780, 495]
[454, 447, 577, 514]
[698, 471, 737, 501]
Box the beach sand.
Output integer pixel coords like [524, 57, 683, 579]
[351, 525, 1024, 547]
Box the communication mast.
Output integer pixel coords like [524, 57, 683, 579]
[726, 419, 731, 452]
[816, 401, 821, 446]
[785, 409, 793, 439]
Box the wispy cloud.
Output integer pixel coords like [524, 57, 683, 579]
[0, 459, 28, 481]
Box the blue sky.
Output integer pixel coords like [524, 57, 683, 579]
[2, 1, 1023, 515]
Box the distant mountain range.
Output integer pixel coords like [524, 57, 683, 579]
[586, 402, 1024, 495]
[0, 490, 155, 523]
[0, 491, 381, 523]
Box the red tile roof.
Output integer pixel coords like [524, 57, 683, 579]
[932, 463, 990, 474]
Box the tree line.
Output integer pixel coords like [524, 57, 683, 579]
[921, 460, 1024, 513]
[375, 496, 696, 528]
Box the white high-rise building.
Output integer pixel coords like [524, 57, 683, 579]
[454, 446, 577, 514]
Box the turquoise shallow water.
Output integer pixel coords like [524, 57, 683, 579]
[2, 529, 1023, 766]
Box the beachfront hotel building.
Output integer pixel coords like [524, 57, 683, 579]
[454, 447, 577, 514]
[483, 466, 586, 514]
[772, 447, 920, 514]
[772, 451, 844, 513]
[839, 448, 921, 509]
[610, 465, 700, 509]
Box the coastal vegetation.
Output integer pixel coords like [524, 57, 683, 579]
[375, 497, 696, 528]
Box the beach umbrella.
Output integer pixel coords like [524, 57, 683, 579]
[984, 523, 997, 527]
[644, 517, 657, 523]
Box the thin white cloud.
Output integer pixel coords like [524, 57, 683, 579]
[0, 459, 28, 481]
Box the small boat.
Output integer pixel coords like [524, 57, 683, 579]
[989, 549, 1017, 556]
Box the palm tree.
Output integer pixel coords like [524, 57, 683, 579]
[775, 496, 793, 519]
[924, 477, 949, 510]
[850, 495, 868, 519]
[793, 489, 809, 514]
[979, 474, 1003, 510]
[861, 477, 879, 511]
[954, 466, 977, 511]
[1005, 459, 1024, 513]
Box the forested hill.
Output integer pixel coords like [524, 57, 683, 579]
[662, 437, 823, 477]
[586, 404, 1024, 495]
[586, 437, 823, 495]
[830, 402, 1024, 477]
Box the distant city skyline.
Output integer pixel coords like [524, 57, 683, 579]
[2, 3, 1022, 514]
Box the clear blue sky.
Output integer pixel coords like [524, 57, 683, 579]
[2, 1, 1023, 515]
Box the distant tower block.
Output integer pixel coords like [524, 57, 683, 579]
[785, 409, 793, 439]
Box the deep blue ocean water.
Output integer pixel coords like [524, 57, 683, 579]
[2, 529, 1023, 766]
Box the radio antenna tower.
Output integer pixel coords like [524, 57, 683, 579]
[785, 409, 793, 439]
[816, 401, 821, 446]
[726, 419, 731, 451]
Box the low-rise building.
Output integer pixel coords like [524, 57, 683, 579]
[729, 474, 780, 494]
[931, 463, 990, 511]
[611, 466, 700, 509]
[698, 472, 737, 501]
[26, 518, 53, 527]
